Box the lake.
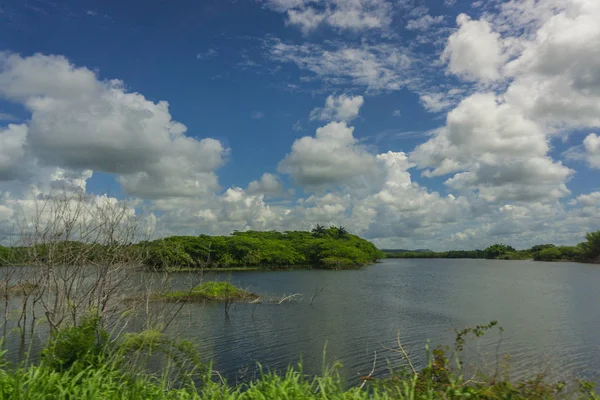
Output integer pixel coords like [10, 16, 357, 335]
[158, 258, 600, 384]
[2, 258, 599, 385]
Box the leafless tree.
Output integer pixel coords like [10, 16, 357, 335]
[10, 187, 150, 335]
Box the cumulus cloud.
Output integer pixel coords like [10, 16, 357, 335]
[576, 133, 600, 168]
[502, 1, 600, 130]
[441, 14, 506, 83]
[0, 124, 28, 181]
[0, 52, 228, 199]
[247, 173, 285, 196]
[278, 121, 377, 187]
[309, 94, 364, 122]
[411, 93, 572, 203]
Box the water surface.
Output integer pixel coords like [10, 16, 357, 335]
[161, 259, 600, 384]
[2, 259, 599, 385]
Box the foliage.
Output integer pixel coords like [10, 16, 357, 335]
[531, 244, 556, 253]
[386, 249, 486, 259]
[142, 229, 384, 270]
[578, 231, 600, 262]
[483, 244, 516, 259]
[0, 245, 13, 265]
[534, 247, 563, 261]
[1, 320, 598, 400]
[502, 250, 533, 260]
[161, 281, 257, 302]
[41, 314, 109, 372]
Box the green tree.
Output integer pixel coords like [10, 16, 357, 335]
[336, 226, 347, 238]
[531, 244, 555, 253]
[578, 230, 600, 262]
[483, 244, 516, 259]
[311, 224, 326, 238]
[534, 247, 562, 261]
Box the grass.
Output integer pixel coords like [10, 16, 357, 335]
[1, 318, 599, 399]
[159, 281, 258, 302]
[1, 355, 599, 399]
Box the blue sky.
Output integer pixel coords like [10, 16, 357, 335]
[1, 0, 599, 250]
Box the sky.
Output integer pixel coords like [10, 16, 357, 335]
[0, 0, 599, 250]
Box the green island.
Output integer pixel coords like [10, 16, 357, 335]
[156, 281, 258, 302]
[142, 226, 384, 270]
[0, 226, 383, 270]
[384, 230, 600, 263]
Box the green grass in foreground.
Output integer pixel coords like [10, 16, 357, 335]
[160, 281, 258, 302]
[1, 356, 599, 400]
[1, 318, 598, 399]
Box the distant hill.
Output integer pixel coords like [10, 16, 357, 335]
[381, 249, 433, 254]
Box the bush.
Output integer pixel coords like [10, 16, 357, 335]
[41, 314, 109, 372]
[534, 247, 562, 261]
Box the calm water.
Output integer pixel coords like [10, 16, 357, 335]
[3, 259, 600, 384]
[159, 259, 600, 384]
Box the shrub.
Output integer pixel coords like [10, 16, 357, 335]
[41, 314, 109, 372]
[534, 247, 562, 261]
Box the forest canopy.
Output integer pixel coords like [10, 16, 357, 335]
[141, 226, 384, 270]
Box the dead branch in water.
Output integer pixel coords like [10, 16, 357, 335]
[309, 287, 324, 306]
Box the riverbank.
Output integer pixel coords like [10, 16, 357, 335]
[384, 231, 600, 263]
[1, 320, 597, 400]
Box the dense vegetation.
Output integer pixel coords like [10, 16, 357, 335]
[385, 231, 600, 263]
[0, 227, 383, 270]
[1, 317, 597, 399]
[158, 281, 258, 302]
[0, 245, 13, 266]
[142, 227, 384, 270]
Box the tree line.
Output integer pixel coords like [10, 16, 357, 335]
[0, 226, 384, 270]
[385, 231, 600, 263]
[142, 226, 384, 270]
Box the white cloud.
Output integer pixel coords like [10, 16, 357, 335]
[265, 0, 393, 33]
[278, 121, 377, 187]
[0, 124, 28, 181]
[287, 7, 326, 34]
[406, 14, 444, 31]
[392, 109, 401, 117]
[578, 133, 600, 168]
[441, 14, 506, 83]
[309, 94, 364, 122]
[293, 120, 302, 131]
[247, 173, 284, 195]
[196, 49, 217, 60]
[502, 0, 600, 130]
[270, 40, 412, 91]
[419, 92, 454, 113]
[251, 111, 265, 119]
[576, 192, 600, 207]
[411, 93, 573, 203]
[0, 52, 228, 199]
